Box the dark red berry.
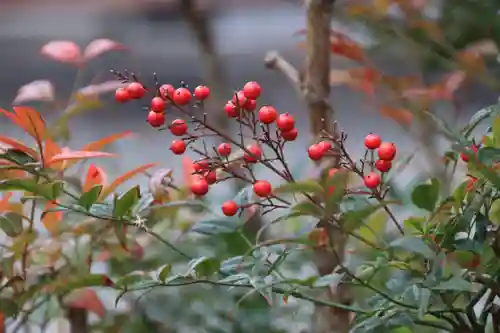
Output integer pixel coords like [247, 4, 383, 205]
[160, 84, 174, 100]
[194, 85, 210, 101]
[173, 87, 192, 105]
[222, 200, 238, 216]
[170, 119, 188, 136]
[193, 159, 210, 172]
[243, 99, 257, 111]
[253, 180, 272, 197]
[115, 88, 130, 103]
[170, 140, 186, 155]
[244, 144, 262, 163]
[191, 177, 209, 196]
[147, 111, 165, 127]
[277, 113, 295, 132]
[127, 82, 145, 99]
[217, 143, 231, 157]
[308, 144, 324, 161]
[375, 159, 392, 173]
[232, 91, 247, 108]
[151, 97, 165, 113]
[243, 81, 261, 100]
[378, 142, 396, 161]
[224, 102, 238, 118]
[364, 172, 381, 189]
[364, 134, 381, 150]
[318, 141, 332, 152]
[258, 106, 277, 124]
[205, 171, 217, 185]
[281, 128, 298, 141]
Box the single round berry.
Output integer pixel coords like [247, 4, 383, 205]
[191, 177, 209, 196]
[170, 140, 186, 155]
[253, 180, 272, 197]
[364, 134, 382, 150]
[232, 91, 247, 108]
[224, 102, 238, 118]
[375, 159, 392, 173]
[147, 111, 165, 128]
[243, 81, 261, 100]
[244, 144, 262, 163]
[173, 87, 192, 105]
[281, 128, 298, 141]
[115, 88, 130, 103]
[170, 119, 188, 136]
[127, 82, 145, 99]
[460, 145, 478, 162]
[222, 200, 238, 216]
[205, 171, 217, 185]
[193, 159, 210, 172]
[277, 113, 295, 132]
[308, 144, 325, 161]
[319, 141, 332, 152]
[160, 84, 174, 100]
[243, 99, 257, 111]
[364, 172, 381, 189]
[217, 143, 232, 157]
[377, 142, 397, 161]
[194, 85, 210, 101]
[258, 106, 277, 124]
[151, 97, 165, 113]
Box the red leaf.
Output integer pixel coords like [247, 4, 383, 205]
[0, 135, 39, 158]
[12, 107, 46, 144]
[83, 164, 108, 192]
[43, 138, 63, 170]
[40, 40, 82, 65]
[47, 150, 116, 165]
[83, 39, 126, 60]
[13, 80, 55, 104]
[0, 193, 13, 212]
[65, 289, 105, 317]
[42, 201, 63, 235]
[100, 163, 158, 199]
[380, 106, 413, 128]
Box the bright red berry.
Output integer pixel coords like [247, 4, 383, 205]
[147, 111, 165, 127]
[243, 99, 257, 111]
[364, 172, 381, 189]
[375, 159, 392, 173]
[217, 143, 232, 157]
[243, 81, 261, 100]
[170, 140, 186, 155]
[151, 97, 165, 113]
[244, 144, 262, 163]
[253, 180, 272, 197]
[205, 171, 217, 185]
[232, 91, 247, 107]
[193, 159, 210, 172]
[377, 142, 396, 161]
[221, 200, 238, 216]
[170, 119, 188, 136]
[277, 113, 295, 132]
[364, 134, 381, 150]
[460, 145, 478, 162]
[115, 88, 130, 103]
[160, 84, 174, 100]
[258, 106, 277, 124]
[224, 102, 238, 118]
[308, 144, 325, 161]
[127, 82, 145, 99]
[281, 128, 298, 141]
[319, 141, 332, 152]
[173, 87, 192, 105]
[191, 177, 209, 196]
[194, 85, 210, 101]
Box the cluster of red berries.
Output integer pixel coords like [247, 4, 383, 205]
[362, 134, 396, 189]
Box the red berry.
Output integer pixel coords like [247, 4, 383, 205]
[375, 159, 392, 173]
[377, 142, 396, 161]
[460, 145, 478, 162]
[244, 144, 262, 163]
[115, 88, 130, 103]
[243, 99, 257, 111]
[281, 128, 298, 141]
[205, 171, 217, 185]
[364, 134, 381, 150]
[194, 85, 210, 101]
[328, 168, 339, 178]
[173, 87, 192, 105]
[217, 143, 231, 157]
[277, 113, 295, 132]
[243, 81, 261, 100]
[147, 111, 165, 128]
[170, 119, 188, 136]
[170, 140, 186, 155]
[191, 177, 209, 196]
[127, 82, 145, 99]
[469, 254, 481, 269]
[193, 159, 210, 172]
[253, 180, 272, 197]
[232, 91, 247, 107]
[258, 106, 277, 124]
[364, 172, 381, 189]
[221, 200, 238, 216]
[318, 141, 332, 152]
[224, 102, 238, 118]
[160, 84, 174, 100]
[151, 97, 165, 113]
[308, 144, 324, 161]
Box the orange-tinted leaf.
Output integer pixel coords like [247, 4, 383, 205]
[84, 39, 126, 60]
[308, 228, 328, 247]
[40, 40, 82, 65]
[0, 161, 26, 180]
[42, 201, 63, 235]
[65, 289, 105, 317]
[0, 136, 38, 158]
[12, 107, 46, 143]
[330, 31, 364, 62]
[380, 106, 413, 128]
[100, 163, 158, 199]
[13, 80, 55, 105]
[47, 150, 116, 165]
[43, 138, 63, 170]
[0, 193, 13, 212]
[83, 164, 108, 192]
[0, 312, 4, 333]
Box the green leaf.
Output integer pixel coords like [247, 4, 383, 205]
[462, 104, 500, 138]
[358, 210, 387, 245]
[78, 185, 103, 211]
[158, 264, 172, 282]
[403, 216, 425, 233]
[274, 180, 323, 195]
[1, 149, 37, 165]
[342, 201, 399, 233]
[115, 273, 151, 289]
[218, 273, 250, 284]
[489, 199, 500, 224]
[53, 274, 113, 294]
[184, 256, 220, 278]
[0, 179, 61, 200]
[190, 218, 238, 236]
[417, 287, 431, 320]
[220, 256, 253, 275]
[0, 297, 19, 317]
[113, 185, 140, 218]
[433, 275, 474, 292]
[325, 170, 349, 213]
[425, 111, 464, 143]
[249, 276, 273, 305]
[389, 236, 435, 259]
[291, 201, 323, 218]
[478, 147, 500, 165]
[0, 212, 23, 237]
[492, 115, 500, 146]
[411, 178, 439, 211]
